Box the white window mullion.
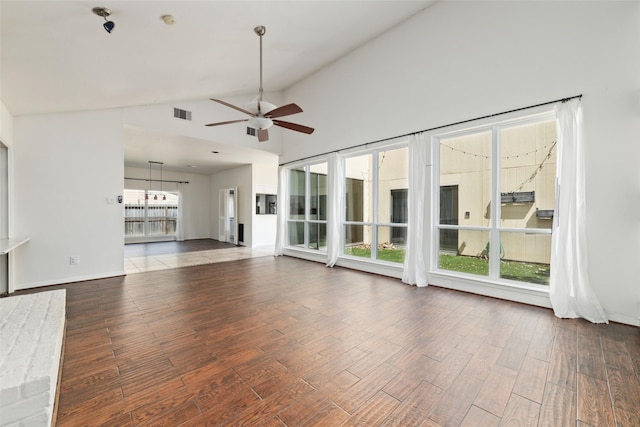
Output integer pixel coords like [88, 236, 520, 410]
[144, 191, 150, 236]
[304, 165, 310, 249]
[432, 137, 441, 271]
[489, 127, 501, 279]
[371, 151, 379, 260]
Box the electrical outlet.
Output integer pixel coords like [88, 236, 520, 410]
[69, 256, 79, 265]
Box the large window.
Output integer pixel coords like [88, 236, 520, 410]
[344, 146, 408, 264]
[287, 163, 328, 251]
[124, 189, 178, 239]
[435, 114, 556, 285]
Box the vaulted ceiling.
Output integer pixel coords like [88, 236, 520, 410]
[1, 1, 435, 173]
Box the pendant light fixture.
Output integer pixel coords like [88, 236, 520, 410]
[147, 161, 164, 201]
[160, 162, 166, 201]
[146, 161, 151, 200]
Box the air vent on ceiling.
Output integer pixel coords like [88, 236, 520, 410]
[173, 108, 192, 121]
[247, 127, 256, 136]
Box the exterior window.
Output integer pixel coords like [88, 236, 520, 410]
[344, 146, 408, 264]
[435, 114, 556, 285]
[124, 189, 178, 238]
[287, 162, 327, 251]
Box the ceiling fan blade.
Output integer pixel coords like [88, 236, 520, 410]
[257, 129, 269, 142]
[273, 120, 315, 134]
[205, 119, 248, 127]
[266, 103, 303, 118]
[210, 98, 254, 116]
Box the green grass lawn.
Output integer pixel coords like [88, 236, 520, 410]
[344, 247, 406, 263]
[439, 253, 550, 285]
[344, 247, 549, 285]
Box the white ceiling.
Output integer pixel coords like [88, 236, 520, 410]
[1, 0, 435, 174]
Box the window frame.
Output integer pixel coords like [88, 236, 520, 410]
[342, 142, 409, 264]
[432, 111, 556, 288]
[285, 160, 329, 252]
[123, 189, 178, 242]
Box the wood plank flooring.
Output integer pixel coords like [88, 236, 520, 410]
[35, 256, 640, 426]
[124, 239, 237, 257]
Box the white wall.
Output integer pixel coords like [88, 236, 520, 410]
[124, 166, 211, 240]
[0, 102, 14, 294]
[253, 159, 279, 247]
[13, 110, 125, 289]
[1, 102, 14, 146]
[0, 101, 13, 236]
[211, 165, 253, 246]
[281, 1, 640, 325]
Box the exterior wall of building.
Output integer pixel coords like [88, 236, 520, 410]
[345, 146, 408, 247]
[439, 119, 556, 264]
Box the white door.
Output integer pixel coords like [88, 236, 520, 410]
[219, 187, 239, 244]
[219, 189, 229, 242]
[229, 187, 238, 245]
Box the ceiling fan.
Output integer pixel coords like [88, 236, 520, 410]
[205, 26, 314, 142]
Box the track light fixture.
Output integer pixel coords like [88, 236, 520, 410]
[92, 7, 115, 33]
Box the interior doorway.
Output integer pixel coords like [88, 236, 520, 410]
[219, 187, 238, 245]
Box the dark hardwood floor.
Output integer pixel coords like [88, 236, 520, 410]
[45, 256, 639, 426]
[124, 239, 236, 257]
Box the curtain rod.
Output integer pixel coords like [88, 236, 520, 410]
[124, 177, 189, 184]
[280, 94, 582, 166]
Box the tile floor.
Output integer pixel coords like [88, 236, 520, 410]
[124, 245, 275, 274]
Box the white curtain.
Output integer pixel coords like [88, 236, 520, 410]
[274, 166, 288, 256]
[402, 132, 429, 287]
[326, 153, 344, 267]
[549, 99, 608, 323]
[176, 183, 185, 241]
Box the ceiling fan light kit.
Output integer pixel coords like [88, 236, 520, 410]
[248, 117, 273, 130]
[205, 26, 314, 142]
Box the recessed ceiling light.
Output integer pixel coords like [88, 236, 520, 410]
[211, 151, 219, 154]
[162, 15, 176, 25]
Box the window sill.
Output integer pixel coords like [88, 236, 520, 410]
[336, 256, 404, 279]
[282, 247, 551, 309]
[428, 270, 551, 308]
[282, 247, 328, 264]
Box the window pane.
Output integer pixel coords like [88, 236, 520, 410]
[377, 226, 406, 263]
[289, 168, 305, 220]
[378, 147, 408, 223]
[288, 221, 304, 248]
[440, 131, 492, 227]
[499, 232, 551, 285]
[124, 189, 145, 237]
[345, 155, 372, 222]
[344, 224, 371, 259]
[124, 219, 144, 236]
[500, 120, 556, 229]
[307, 222, 326, 251]
[147, 193, 178, 234]
[123, 189, 177, 237]
[309, 163, 327, 221]
[438, 230, 490, 277]
[390, 189, 408, 226]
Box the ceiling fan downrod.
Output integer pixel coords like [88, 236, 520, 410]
[205, 25, 314, 142]
[254, 26, 266, 104]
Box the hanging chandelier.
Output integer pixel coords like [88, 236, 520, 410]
[147, 161, 165, 201]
